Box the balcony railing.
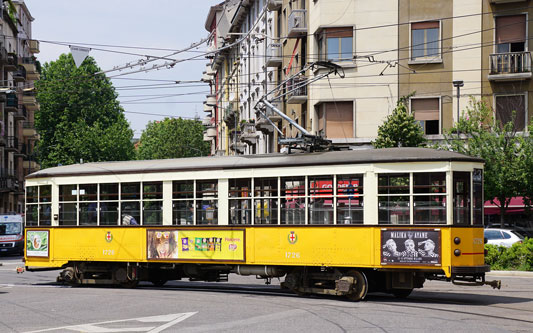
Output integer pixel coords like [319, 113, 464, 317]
[266, 43, 282, 67]
[13, 65, 26, 82]
[6, 93, 18, 110]
[287, 76, 308, 104]
[5, 136, 18, 152]
[288, 9, 307, 37]
[489, 51, 532, 81]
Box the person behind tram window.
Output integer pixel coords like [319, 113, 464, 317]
[122, 214, 138, 225]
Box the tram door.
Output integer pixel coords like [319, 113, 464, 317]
[453, 172, 471, 225]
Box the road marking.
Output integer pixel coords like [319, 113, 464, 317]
[24, 312, 197, 333]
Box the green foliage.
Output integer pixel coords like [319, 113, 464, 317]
[373, 97, 426, 148]
[35, 54, 135, 168]
[137, 117, 210, 160]
[485, 239, 533, 271]
[441, 97, 529, 225]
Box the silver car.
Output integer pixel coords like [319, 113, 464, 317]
[484, 228, 524, 247]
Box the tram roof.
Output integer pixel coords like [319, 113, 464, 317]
[26, 148, 483, 179]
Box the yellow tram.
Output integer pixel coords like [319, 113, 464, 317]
[23, 148, 498, 300]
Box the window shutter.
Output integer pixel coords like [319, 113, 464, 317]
[496, 15, 526, 44]
[411, 98, 439, 121]
[411, 21, 439, 30]
[325, 27, 353, 38]
[325, 102, 353, 139]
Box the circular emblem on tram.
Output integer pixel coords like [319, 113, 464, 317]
[105, 232, 113, 243]
[288, 231, 297, 244]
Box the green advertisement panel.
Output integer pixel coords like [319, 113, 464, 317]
[26, 230, 49, 257]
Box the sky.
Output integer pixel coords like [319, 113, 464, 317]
[24, 0, 221, 138]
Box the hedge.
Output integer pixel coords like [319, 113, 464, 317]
[484, 238, 533, 271]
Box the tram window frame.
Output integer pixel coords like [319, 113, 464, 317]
[196, 180, 218, 225]
[25, 185, 39, 226]
[281, 176, 306, 225]
[453, 172, 471, 225]
[59, 184, 78, 226]
[25, 185, 52, 226]
[100, 183, 119, 225]
[254, 177, 279, 225]
[413, 172, 447, 224]
[172, 180, 194, 225]
[79, 184, 98, 225]
[378, 174, 411, 225]
[308, 176, 334, 225]
[143, 182, 163, 225]
[473, 169, 483, 225]
[336, 174, 364, 224]
[229, 178, 252, 225]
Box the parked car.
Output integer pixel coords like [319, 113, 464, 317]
[484, 228, 524, 248]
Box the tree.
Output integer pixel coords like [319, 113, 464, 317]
[442, 98, 528, 227]
[137, 117, 210, 160]
[35, 54, 135, 168]
[373, 97, 426, 148]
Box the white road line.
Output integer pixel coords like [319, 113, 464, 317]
[23, 312, 198, 333]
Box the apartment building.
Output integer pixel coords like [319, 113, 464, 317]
[0, 0, 39, 214]
[203, 0, 532, 155]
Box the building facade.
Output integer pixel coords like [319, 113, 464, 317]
[0, 0, 39, 214]
[203, 0, 532, 155]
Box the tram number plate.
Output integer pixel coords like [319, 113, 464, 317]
[102, 249, 115, 256]
[285, 251, 300, 259]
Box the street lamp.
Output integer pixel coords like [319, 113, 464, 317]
[452, 80, 464, 125]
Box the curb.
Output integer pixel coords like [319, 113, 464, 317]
[487, 270, 533, 277]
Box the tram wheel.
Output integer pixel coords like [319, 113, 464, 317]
[345, 270, 368, 302]
[391, 288, 413, 298]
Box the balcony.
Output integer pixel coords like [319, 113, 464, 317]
[240, 122, 259, 145]
[23, 160, 40, 172]
[14, 106, 27, 120]
[224, 104, 239, 128]
[255, 117, 275, 134]
[202, 116, 212, 126]
[5, 93, 18, 112]
[22, 122, 37, 137]
[5, 136, 19, 152]
[288, 9, 307, 37]
[0, 174, 18, 192]
[287, 76, 308, 104]
[29, 39, 40, 54]
[22, 57, 40, 81]
[206, 126, 217, 138]
[266, 43, 282, 67]
[2, 52, 18, 71]
[23, 90, 39, 111]
[13, 65, 26, 83]
[229, 142, 246, 154]
[489, 52, 532, 81]
[267, 0, 282, 11]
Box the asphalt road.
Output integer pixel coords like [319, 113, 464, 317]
[1, 255, 532, 332]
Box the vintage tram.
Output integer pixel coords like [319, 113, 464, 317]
[23, 148, 498, 300]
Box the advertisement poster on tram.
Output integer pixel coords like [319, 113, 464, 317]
[147, 229, 244, 261]
[26, 230, 49, 257]
[381, 229, 441, 265]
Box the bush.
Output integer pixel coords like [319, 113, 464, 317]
[484, 238, 533, 271]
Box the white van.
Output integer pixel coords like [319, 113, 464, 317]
[0, 215, 24, 255]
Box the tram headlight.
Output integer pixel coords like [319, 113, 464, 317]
[454, 237, 461, 245]
[454, 249, 461, 257]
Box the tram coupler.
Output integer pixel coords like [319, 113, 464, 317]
[484, 279, 502, 289]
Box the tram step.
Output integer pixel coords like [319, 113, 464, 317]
[218, 273, 229, 282]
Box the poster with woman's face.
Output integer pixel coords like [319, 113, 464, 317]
[381, 229, 441, 265]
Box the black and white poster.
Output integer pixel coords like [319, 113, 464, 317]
[381, 229, 441, 265]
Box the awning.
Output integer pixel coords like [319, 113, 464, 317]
[484, 197, 525, 215]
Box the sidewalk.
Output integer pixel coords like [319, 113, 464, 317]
[488, 270, 533, 277]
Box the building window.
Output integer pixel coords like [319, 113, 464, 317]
[317, 102, 354, 139]
[496, 15, 526, 53]
[317, 27, 353, 62]
[495, 94, 526, 131]
[411, 98, 440, 135]
[411, 21, 440, 60]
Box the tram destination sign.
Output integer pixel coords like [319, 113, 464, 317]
[147, 229, 245, 262]
[381, 229, 441, 265]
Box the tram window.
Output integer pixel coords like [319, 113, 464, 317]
[254, 198, 278, 224]
[308, 176, 333, 224]
[413, 195, 446, 224]
[337, 175, 364, 224]
[281, 197, 305, 224]
[39, 204, 52, 226]
[281, 177, 305, 197]
[229, 199, 252, 224]
[121, 182, 140, 200]
[143, 182, 163, 200]
[378, 174, 409, 194]
[100, 202, 119, 225]
[197, 180, 218, 198]
[378, 196, 410, 224]
[413, 173, 445, 193]
[79, 184, 98, 201]
[229, 178, 251, 198]
[25, 205, 38, 226]
[59, 203, 77, 226]
[79, 202, 98, 225]
[121, 202, 140, 225]
[59, 185, 77, 202]
[254, 178, 278, 197]
[100, 183, 119, 201]
[26, 186, 38, 203]
[197, 200, 218, 224]
[173, 180, 194, 199]
[453, 172, 471, 225]
[473, 169, 483, 225]
[40, 185, 52, 203]
[173, 201, 194, 225]
[143, 201, 163, 225]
